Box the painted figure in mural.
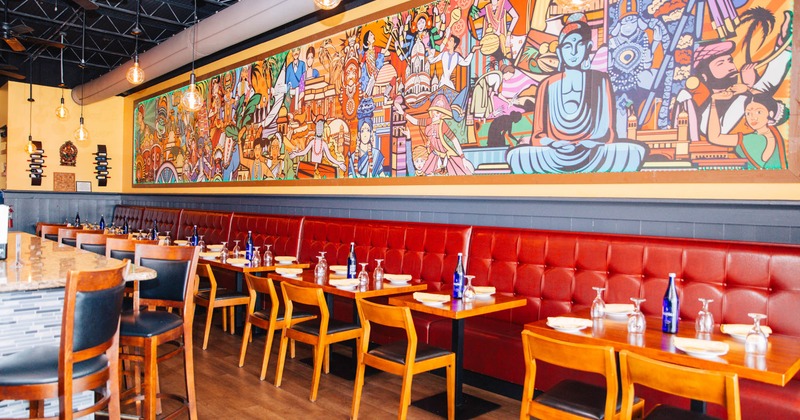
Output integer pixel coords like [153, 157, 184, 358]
[428, 34, 479, 92]
[486, 111, 522, 147]
[678, 11, 792, 141]
[251, 143, 266, 180]
[305, 47, 321, 81]
[285, 48, 307, 113]
[357, 30, 389, 120]
[348, 117, 385, 178]
[468, 65, 516, 124]
[266, 136, 284, 179]
[289, 117, 347, 178]
[340, 29, 362, 121]
[707, 92, 788, 169]
[470, 0, 518, 60]
[401, 94, 474, 176]
[135, 103, 154, 152]
[506, 13, 645, 174]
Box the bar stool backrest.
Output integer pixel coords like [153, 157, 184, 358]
[56, 227, 84, 244]
[106, 238, 157, 261]
[134, 244, 200, 312]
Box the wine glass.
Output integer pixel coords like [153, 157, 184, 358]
[695, 298, 714, 334]
[627, 298, 646, 334]
[198, 235, 206, 252]
[232, 240, 241, 257]
[137, 229, 143, 240]
[373, 259, 384, 285]
[263, 244, 274, 266]
[251, 246, 261, 267]
[315, 256, 327, 281]
[357, 263, 369, 285]
[591, 287, 606, 319]
[219, 241, 228, 264]
[463, 275, 476, 302]
[317, 251, 328, 274]
[164, 231, 171, 245]
[745, 313, 768, 355]
[146, 228, 153, 240]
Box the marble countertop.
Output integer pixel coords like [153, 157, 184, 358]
[0, 232, 155, 293]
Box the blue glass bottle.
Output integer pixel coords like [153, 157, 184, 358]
[151, 220, 159, 240]
[75, 212, 81, 226]
[191, 225, 199, 246]
[453, 253, 465, 299]
[346, 242, 357, 279]
[662, 272, 679, 333]
[122, 217, 129, 234]
[245, 230, 254, 260]
[99, 214, 105, 230]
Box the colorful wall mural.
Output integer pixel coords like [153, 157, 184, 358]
[133, 0, 793, 185]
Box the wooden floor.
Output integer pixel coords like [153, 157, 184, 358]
[148, 310, 522, 419]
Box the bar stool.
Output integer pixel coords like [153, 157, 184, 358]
[36, 222, 65, 239]
[520, 330, 644, 420]
[76, 233, 127, 256]
[238, 273, 316, 380]
[274, 282, 361, 402]
[119, 244, 200, 420]
[58, 228, 101, 247]
[351, 299, 455, 420]
[194, 263, 250, 350]
[619, 350, 741, 419]
[105, 237, 158, 261]
[0, 261, 127, 419]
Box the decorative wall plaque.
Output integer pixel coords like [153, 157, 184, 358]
[53, 172, 76, 192]
[94, 144, 110, 187]
[59, 140, 77, 166]
[28, 141, 44, 186]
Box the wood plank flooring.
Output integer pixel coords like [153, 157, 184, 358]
[148, 311, 522, 419]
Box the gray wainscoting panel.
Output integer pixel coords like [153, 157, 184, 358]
[4, 190, 798, 244]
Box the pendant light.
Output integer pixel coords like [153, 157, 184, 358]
[74, 10, 89, 143]
[180, 0, 203, 112]
[25, 60, 35, 154]
[54, 32, 69, 119]
[314, 0, 342, 10]
[126, 0, 145, 85]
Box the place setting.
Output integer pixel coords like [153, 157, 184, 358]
[412, 292, 451, 307]
[546, 316, 593, 333]
[275, 267, 303, 278]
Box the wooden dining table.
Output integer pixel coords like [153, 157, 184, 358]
[525, 309, 800, 411]
[389, 292, 527, 419]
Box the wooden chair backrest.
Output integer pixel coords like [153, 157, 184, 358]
[37, 223, 65, 237]
[56, 227, 85, 243]
[243, 272, 279, 311]
[280, 282, 327, 331]
[133, 244, 200, 320]
[197, 264, 219, 293]
[105, 238, 157, 259]
[619, 350, 741, 420]
[521, 330, 619, 420]
[357, 298, 416, 344]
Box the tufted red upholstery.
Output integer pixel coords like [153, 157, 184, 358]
[140, 207, 182, 238]
[112, 205, 145, 230]
[175, 209, 233, 245]
[299, 217, 471, 290]
[228, 213, 304, 258]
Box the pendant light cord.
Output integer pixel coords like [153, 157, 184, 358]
[191, 0, 197, 73]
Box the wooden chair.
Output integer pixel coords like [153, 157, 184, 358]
[119, 244, 200, 420]
[194, 263, 250, 350]
[351, 299, 455, 420]
[238, 273, 315, 380]
[105, 237, 158, 260]
[76, 233, 126, 256]
[36, 222, 65, 239]
[58, 228, 102, 247]
[619, 350, 741, 420]
[520, 330, 644, 420]
[274, 282, 361, 402]
[0, 261, 127, 419]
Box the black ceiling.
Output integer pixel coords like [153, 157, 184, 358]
[0, 0, 237, 89]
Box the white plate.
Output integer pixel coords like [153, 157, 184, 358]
[207, 244, 224, 252]
[604, 303, 635, 318]
[278, 273, 298, 278]
[474, 293, 494, 300]
[329, 265, 348, 274]
[673, 338, 729, 358]
[386, 278, 410, 285]
[335, 284, 358, 290]
[227, 258, 249, 267]
[174, 239, 189, 245]
[199, 252, 218, 260]
[546, 322, 590, 333]
[418, 299, 446, 307]
[275, 256, 296, 265]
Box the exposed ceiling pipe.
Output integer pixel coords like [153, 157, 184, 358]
[71, 0, 320, 105]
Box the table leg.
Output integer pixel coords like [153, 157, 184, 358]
[452, 318, 466, 405]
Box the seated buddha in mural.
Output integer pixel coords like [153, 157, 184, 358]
[506, 14, 645, 174]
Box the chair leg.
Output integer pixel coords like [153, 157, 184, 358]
[222, 306, 228, 332]
[229, 307, 236, 335]
[143, 339, 158, 420]
[107, 342, 122, 420]
[323, 345, 330, 374]
[183, 323, 198, 420]
[290, 338, 296, 358]
[310, 343, 326, 402]
[260, 326, 277, 381]
[399, 372, 414, 420]
[274, 332, 290, 388]
[350, 358, 366, 420]
[202, 304, 215, 350]
[446, 362, 455, 420]
[29, 400, 44, 418]
[238, 320, 252, 367]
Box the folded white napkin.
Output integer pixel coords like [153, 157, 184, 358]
[546, 317, 592, 330]
[227, 258, 249, 265]
[384, 274, 412, 282]
[329, 265, 347, 272]
[199, 251, 218, 258]
[604, 303, 635, 314]
[275, 256, 296, 262]
[207, 244, 224, 251]
[673, 337, 729, 353]
[721, 324, 772, 336]
[329, 279, 359, 287]
[275, 267, 302, 276]
[413, 292, 450, 303]
[473, 286, 496, 294]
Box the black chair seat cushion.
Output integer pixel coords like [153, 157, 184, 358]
[535, 379, 625, 420]
[120, 310, 183, 338]
[44, 234, 58, 241]
[81, 243, 107, 256]
[646, 405, 720, 420]
[62, 238, 77, 247]
[0, 346, 108, 386]
[253, 309, 313, 323]
[293, 319, 359, 336]
[195, 289, 248, 301]
[368, 341, 451, 365]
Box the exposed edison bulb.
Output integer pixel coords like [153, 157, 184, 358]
[180, 73, 204, 112]
[126, 55, 145, 85]
[314, 0, 342, 9]
[24, 136, 36, 154]
[55, 97, 69, 119]
[74, 117, 90, 143]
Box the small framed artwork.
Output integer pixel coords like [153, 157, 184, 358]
[53, 172, 76, 192]
[76, 181, 92, 192]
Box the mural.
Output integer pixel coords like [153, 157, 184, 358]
[133, 0, 793, 185]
